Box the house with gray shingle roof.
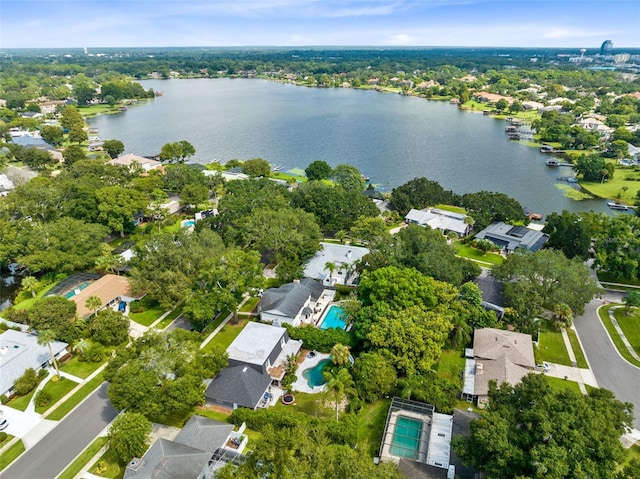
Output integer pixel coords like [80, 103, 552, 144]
[404, 208, 471, 236]
[463, 328, 535, 408]
[124, 415, 236, 479]
[0, 330, 69, 397]
[474, 222, 548, 254]
[258, 277, 324, 326]
[205, 322, 302, 410]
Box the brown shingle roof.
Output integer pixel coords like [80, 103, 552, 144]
[71, 274, 135, 318]
[473, 328, 535, 368]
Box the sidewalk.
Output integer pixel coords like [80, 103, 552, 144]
[607, 306, 640, 363]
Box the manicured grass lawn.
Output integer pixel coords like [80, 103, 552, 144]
[155, 304, 184, 330]
[0, 433, 13, 447]
[202, 319, 249, 352]
[60, 354, 104, 379]
[566, 328, 588, 369]
[452, 242, 504, 266]
[435, 349, 465, 384]
[129, 306, 165, 326]
[545, 376, 582, 395]
[201, 309, 232, 336]
[356, 399, 391, 456]
[435, 204, 467, 214]
[7, 388, 37, 412]
[273, 391, 333, 419]
[579, 167, 640, 202]
[58, 436, 108, 479]
[89, 448, 125, 479]
[537, 328, 572, 366]
[0, 439, 25, 471]
[35, 376, 79, 414]
[46, 373, 105, 420]
[598, 305, 640, 368]
[613, 307, 640, 356]
[12, 281, 59, 311]
[239, 297, 259, 314]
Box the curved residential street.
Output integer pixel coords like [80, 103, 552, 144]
[574, 292, 640, 430]
[1, 382, 117, 479]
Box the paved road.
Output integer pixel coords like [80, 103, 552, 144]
[574, 293, 640, 430]
[2, 382, 117, 479]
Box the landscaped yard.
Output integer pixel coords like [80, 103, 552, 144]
[0, 440, 25, 471]
[6, 386, 38, 412]
[202, 319, 249, 352]
[566, 328, 588, 369]
[35, 376, 79, 414]
[128, 298, 166, 327]
[598, 305, 640, 368]
[613, 307, 640, 356]
[452, 242, 504, 266]
[356, 399, 391, 456]
[239, 297, 260, 314]
[545, 376, 582, 395]
[58, 436, 108, 479]
[579, 166, 640, 203]
[89, 447, 125, 479]
[46, 373, 105, 420]
[273, 391, 333, 420]
[537, 327, 572, 366]
[60, 354, 104, 379]
[155, 304, 184, 330]
[0, 433, 13, 447]
[435, 349, 465, 384]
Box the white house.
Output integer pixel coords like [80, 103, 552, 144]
[303, 242, 369, 286]
[404, 208, 471, 236]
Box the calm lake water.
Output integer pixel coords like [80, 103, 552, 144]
[88, 78, 611, 215]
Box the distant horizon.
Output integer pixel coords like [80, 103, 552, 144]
[2, 1, 639, 50]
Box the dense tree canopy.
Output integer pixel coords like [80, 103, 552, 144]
[107, 412, 152, 466]
[461, 190, 526, 230]
[241, 158, 271, 177]
[159, 140, 196, 163]
[454, 374, 633, 479]
[304, 160, 332, 180]
[390, 177, 458, 216]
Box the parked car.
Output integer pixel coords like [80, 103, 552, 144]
[0, 419, 8, 430]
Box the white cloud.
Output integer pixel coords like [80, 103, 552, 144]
[384, 33, 412, 45]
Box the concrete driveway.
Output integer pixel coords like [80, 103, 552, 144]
[0, 406, 44, 439]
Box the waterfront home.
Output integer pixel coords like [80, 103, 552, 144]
[109, 153, 164, 174]
[258, 277, 325, 326]
[205, 322, 302, 410]
[303, 242, 369, 286]
[0, 330, 69, 397]
[474, 222, 548, 254]
[462, 328, 535, 408]
[404, 208, 471, 237]
[473, 92, 514, 105]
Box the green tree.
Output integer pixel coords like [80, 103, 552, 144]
[349, 216, 387, 245]
[453, 374, 633, 479]
[241, 158, 271, 177]
[159, 140, 196, 164]
[396, 371, 459, 414]
[107, 412, 152, 465]
[21, 275, 39, 298]
[90, 309, 130, 346]
[495, 98, 509, 111]
[323, 368, 355, 421]
[60, 105, 84, 131]
[461, 190, 525, 230]
[180, 184, 209, 209]
[62, 144, 87, 166]
[543, 210, 593, 260]
[68, 127, 88, 145]
[96, 185, 148, 237]
[20, 147, 54, 171]
[352, 351, 397, 402]
[331, 164, 365, 192]
[622, 291, 640, 315]
[305, 160, 332, 180]
[85, 295, 102, 317]
[37, 329, 61, 378]
[102, 139, 125, 159]
[391, 177, 458, 216]
[39, 125, 64, 147]
[30, 295, 80, 343]
[330, 343, 351, 367]
[575, 153, 608, 182]
[553, 302, 574, 329]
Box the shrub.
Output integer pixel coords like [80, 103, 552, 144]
[0, 432, 7, 443]
[38, 368, 49, 379]
[284, 324, 354, 352]
[0, 394, 8, 404]
[35, 389, 52, 407]
[14, 368, 39, 395]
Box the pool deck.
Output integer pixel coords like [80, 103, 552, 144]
[291, 351, 330, 394]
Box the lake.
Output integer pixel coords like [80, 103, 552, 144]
[88, 78, 611, 215]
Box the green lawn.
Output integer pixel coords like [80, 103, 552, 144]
[273, 391, 333, 420]
[129, 306, 165, 326]
[537, 328, 572, 366]
[202, 319, 249, 352]
[0, 440, 25, 471]
[89, 448, 125, 479]
[598, 305, 640, 368]
[613, 308, 640, 356]
[35, 376, 79, 414]
[200, 309, 232, 336]
[579, 166, 640, 203]
[60, 354, 105, 379]
[566, 328, 588, 369]
[7, 387, 38, 412]
[356, 399, 391, 456]
[193, 407, 263, 444]
[435, 349, 465, 384]
[545, 376, 582, 395]
[0, 433, 13, 447]
[155, 304, 184, 330]
[58, 436, 108, 479]
[46, 373, 105, 420]
[12, 281, 59, 311]
[452, 243, 504, 266]
[239, 297, 260, 314]
[621, 444, 640, 470]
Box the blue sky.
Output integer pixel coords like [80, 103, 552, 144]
[2, 0, 639, 49]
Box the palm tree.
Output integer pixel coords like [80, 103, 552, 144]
[335, 230, 347, 244]
[37, 329, 61, 379]
[330, 343, 351, 367]
[85, 296, 102, 317]
[553, 303, 573, 329]
[73, 338, 91, 360]
[324, 261, 336, 285]
[323, 368, 355, 421]
[21, 275, 39, 298]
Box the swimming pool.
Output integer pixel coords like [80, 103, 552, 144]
[182, 219, 195, 227]
[302, 359, 331, 388]
[389, 416, 422, 460]
[319, 305, 346, 330]
[64, 282, 89, 299]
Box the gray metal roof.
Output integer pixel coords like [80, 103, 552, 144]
[124, 438, 211, 479]
[205, 364, 272, 410]
[474, 222, 548, 252]
[0, 330, 68, 395]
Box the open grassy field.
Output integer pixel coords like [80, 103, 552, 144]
[579, 165, 640, 203]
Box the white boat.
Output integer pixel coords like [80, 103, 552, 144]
[546, 158, 559, 167]
[607, 201, 628, 211]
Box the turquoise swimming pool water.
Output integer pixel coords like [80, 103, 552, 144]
[389, 416, 422, 459]
[65, 282, 89, 299]
[302, 359, 331, 388]
[182, 220, 195, 227]
[319, 305, 346, 330]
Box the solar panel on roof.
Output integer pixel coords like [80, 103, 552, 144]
[507, 226, 529, 238]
